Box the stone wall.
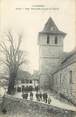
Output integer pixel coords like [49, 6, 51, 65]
[0, 95, 75, 117]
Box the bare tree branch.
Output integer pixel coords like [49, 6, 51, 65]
[0, 31, 28, 94]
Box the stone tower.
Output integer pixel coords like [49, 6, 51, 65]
[38, 17, 66, 89]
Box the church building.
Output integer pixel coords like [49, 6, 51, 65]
[38, 17, 76, 103]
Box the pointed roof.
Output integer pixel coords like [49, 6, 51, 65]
[39, 17, 66, 35]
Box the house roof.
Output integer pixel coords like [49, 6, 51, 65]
[52, 48, 76, 74]
[62, 49, 76, 64]
[39, 17, 66, 36]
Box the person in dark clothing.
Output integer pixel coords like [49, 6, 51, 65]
[30, 92, 33, 100]
[48, 96, 51, 104]
[43, 93, 48, 103]
[39, 92, 42, 101]
[22, 85, 25, 92]
[43, 93, 45, 102]
[22, 93, 28, 99]
[26, 93, 28, 99]
[45, 93, 48, 103]
[36, 92, 38, 101]
[38, 93, 40, 101]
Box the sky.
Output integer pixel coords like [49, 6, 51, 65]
[0, 0, 76, 73]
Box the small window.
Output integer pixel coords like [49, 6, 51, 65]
[55, 36, 58, 44]
[70, 71, 72, 84]
[60, 73, 62, 84]
[47, 35, 50, 44]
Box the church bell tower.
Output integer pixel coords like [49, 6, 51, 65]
[38, 17, 66, 89]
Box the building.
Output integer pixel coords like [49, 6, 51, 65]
[38, 17, 66, 89]
[15, 70, 39, 91]
[38, 17, 76, 101]
[52, 50, 76, 101]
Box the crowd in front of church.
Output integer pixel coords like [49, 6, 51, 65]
[14, 81, 52, 104]
[22, 91, 52, 104]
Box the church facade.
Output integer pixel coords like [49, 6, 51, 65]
[38, 17, 76, 102]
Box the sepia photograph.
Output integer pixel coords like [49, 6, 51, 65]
[0, 0, 76, 116]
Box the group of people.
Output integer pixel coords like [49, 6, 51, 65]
[17, 85, 39, 92]
[22, 91, 51, 104]
[36, 92, 51, 104]
[36, 92, 48, 103]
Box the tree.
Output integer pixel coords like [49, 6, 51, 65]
[0, 31, 27, 94]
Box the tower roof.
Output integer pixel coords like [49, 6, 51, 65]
[39, 17, 66, 35]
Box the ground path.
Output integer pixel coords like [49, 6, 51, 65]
[13, 91, 76, 112]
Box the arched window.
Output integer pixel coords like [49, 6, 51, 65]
[47, 35, 50, 44]
[55, 36, 58, 44]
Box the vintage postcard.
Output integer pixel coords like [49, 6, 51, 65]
[0, 0, 76, 117]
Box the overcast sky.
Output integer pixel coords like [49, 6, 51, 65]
[0, 0, 76, 73]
